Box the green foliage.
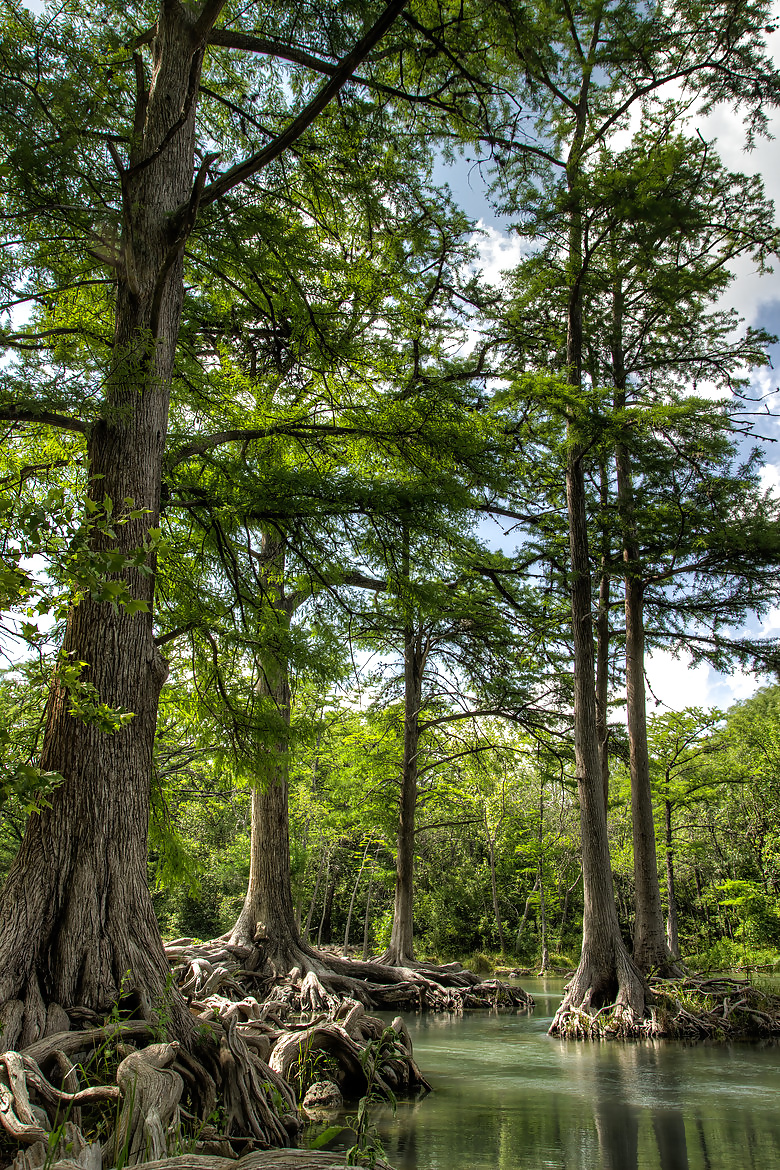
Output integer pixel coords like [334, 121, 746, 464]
[345, 1028, 399, 1168]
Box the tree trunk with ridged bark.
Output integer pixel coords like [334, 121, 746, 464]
[0, 3, 211, 1047]
[595, 460, 612, 812]
[383, 620, 425, 967]
[228, 535, 303, 969]
[550, 102, 646, 1028]
[612, 275, 676, 976]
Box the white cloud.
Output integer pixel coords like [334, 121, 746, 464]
[761, 462, 780, 494]
[469, 221, 527, 288]
[645, 649, 712, 711]
[759, 604, 780, 638]
[645, 647, 773, 713]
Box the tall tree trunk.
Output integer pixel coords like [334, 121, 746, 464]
[384, 620, 424, 966]
[552, 75, 645, 1025]
[556, 447, 642, 1017]
[304, 850, 328, 943]
[612, 276, 675, 976]
[0, 3, 220, 1046]
[362, 846, 380, 961]
[229, 534, 304, 968]
[537, 780, 548, 972]
[344, 841, 371, 955]
[664, 799, 680, 958]
[516, 875, 540, 952]
[487, 832, 506, 954]
[558, 870, 582, 947]
[595, 460, 612, 811]
[538, 865, 549, 974]
[318, 870, 338, 946]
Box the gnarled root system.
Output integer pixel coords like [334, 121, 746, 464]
[550, 973, 780, 1039]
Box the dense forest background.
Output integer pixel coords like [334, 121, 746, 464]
[4, 673, 780, 975]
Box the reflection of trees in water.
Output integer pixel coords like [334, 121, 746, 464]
[652, 1109, 689, 1170]
[592, 1042, 689, 1170]
[592, 1044, 640, 1170]
[373, 1018, 780, 1169]
[694, 1113, 713, 1170]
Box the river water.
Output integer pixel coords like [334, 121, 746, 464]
[356, 978, 780, 1170]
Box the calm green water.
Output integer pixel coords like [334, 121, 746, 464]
[357, 979, 780, 1170]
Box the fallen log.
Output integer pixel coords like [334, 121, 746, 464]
[119, 1153, 394, 1169]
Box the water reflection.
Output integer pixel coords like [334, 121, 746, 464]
[593, 1048, 640, 1169]
[341, 980, 780, 1170]
[591, 1041, 690, 1169]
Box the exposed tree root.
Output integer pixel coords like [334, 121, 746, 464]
[648, 975, 780, 1040]
[550, 943, 647, 1037]
[0, 970, 429, 1168]
[0, 935, 532, 1167]
[550, 973, 780, 1040]
[103, 1043, 183, 1167]
[102, 1154, 394, 1169]
[165, 938, 534, 1016]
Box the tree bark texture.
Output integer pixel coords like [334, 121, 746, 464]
[384, 622, 425, 966]
[612, 281, 673, 975]
[0, 2, 215, 1045]
[229, 535, 302, 968]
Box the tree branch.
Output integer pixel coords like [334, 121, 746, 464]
[169, 423, 370, 466]
[0, 407, 88, 436]
[154, 623, 197, 648]
[192, 0, 229, 45]
[416, 817, 483, 836]
[196, 0, 408, 208]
